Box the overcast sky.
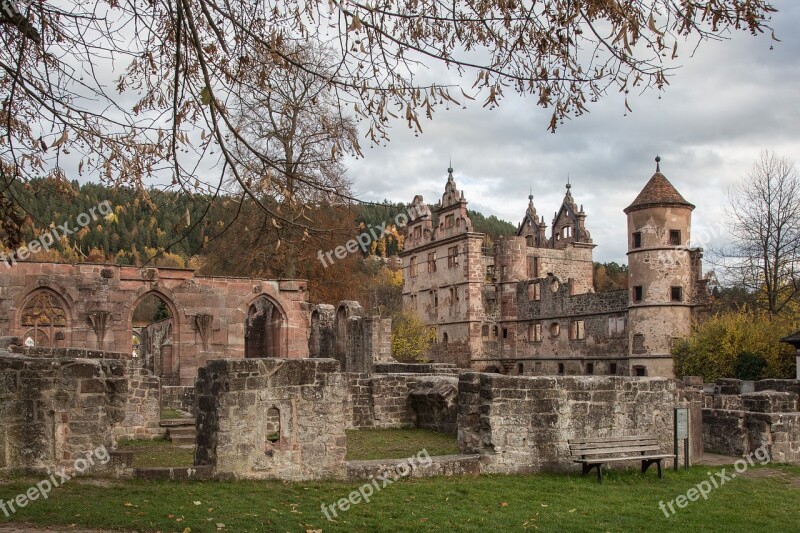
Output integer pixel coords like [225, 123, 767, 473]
[344, 1, 800, 265]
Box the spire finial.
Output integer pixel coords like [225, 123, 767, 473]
[655, 155, 661, 173]
[566, 174, 571, 190]
[447, 158, 453, 175]
[529, 183, 533, 201]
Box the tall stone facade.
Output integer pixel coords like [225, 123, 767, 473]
[0, 262, 310, 385]
[402, 159, 711, 377]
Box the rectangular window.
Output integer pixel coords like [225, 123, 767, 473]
[433, 290, 438, 308]
[502, 328, 508, 339]
[445, 214, 455, 228]
[571, 320, 586, 340]
[671, 286, 683, 302]
[633, 285, 643, 303]
[558, 363, 565, 375]
[632, 232, 642, 249]
[634, 366, 647, 377]
[517, 363, 524, 375]
[414, 226, 421, 239]
[486, 265, 494, 281]
[608, 316, 626, 337]
[669, 230, 681, 246]
[428, 252, 437, 273]
[529, 323, 542, 342]
[534, 361, 542, 372]
[528, 256, 540, 278]
[448, 246, 459, 268]
[410, 256, 417, 278]
[481, 324, 489, 338]
[528, 282, 541, 302]
[586, 362, 594, 375]
[609, 362, 618, 375]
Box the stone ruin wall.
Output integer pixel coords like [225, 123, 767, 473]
[703, 378, 800, 464]
[194, 358, 348, 481]
[0, 343, 163, 475]
[458, 374, 703, 474]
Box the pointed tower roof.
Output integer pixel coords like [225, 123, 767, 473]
[624, 156, 695, 214]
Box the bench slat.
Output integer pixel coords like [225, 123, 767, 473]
[571, 445, 661, 456]
[574, 454, 675, 464]
[569, 436, 655, 444]
[570, 440, 658, 451]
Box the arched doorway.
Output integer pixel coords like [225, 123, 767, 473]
[132, 292, 175, 379]
[19, 289, 70, 347]
[245, 295, 286, 358]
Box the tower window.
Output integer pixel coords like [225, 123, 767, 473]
[409, 256, 417, 278]
[529, 323, 542, 342]
[558, 363, 565, 375]
[570, 320, 586, 340]
[633, 286, 643, 302]
[609, 362, 618, 375]
[669, 230, 681, 246]
[586, 362, 594, 375]
[502, 328, 508, 339]
[517, 363, 524, 375]
[671, 286, 683, 302]
[632, 232, 642, 248]
[448, 246, 459, 268]
[634, 366, 648, 377]
[428, 252, 437, 273]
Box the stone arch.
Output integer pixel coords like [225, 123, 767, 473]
[244, 294, 287, 358]
[309, 309, 321, 357]
[17, 288, 72, 347]
[481, 365, 503, 374]
[265, 405, 282, 445]
[128, 289, 181, 377]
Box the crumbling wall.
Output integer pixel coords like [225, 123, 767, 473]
[194, 358, 347, 480]
[458, 374, 701, 474]
[161, 385, 195, 414]
[409, 377, 459, 434]
[0, 350, 129, 473]
[703, 378, 800, 463]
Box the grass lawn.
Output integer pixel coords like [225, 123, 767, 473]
[160, 409, 187, 420]
[0, 465, 798, 531]
[346, 428, 459, 460]
[116, 439, 194, 468]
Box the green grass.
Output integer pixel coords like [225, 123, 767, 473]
[0, 465, 798, 531]
[116, 439, 194, 468]
[346, 428, 459, 460]
[160, 408, 187, 420]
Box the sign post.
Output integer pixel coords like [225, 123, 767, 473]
[674, 407, 690, 470]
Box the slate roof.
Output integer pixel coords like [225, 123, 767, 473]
[624, 172, 695, 213]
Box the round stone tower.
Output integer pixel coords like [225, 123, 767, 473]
[624, 157, 696, 377]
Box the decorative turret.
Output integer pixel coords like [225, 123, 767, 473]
[434, 164, 473, 239]
[516, 193, 547, 247]
[551, 179, 592, 249]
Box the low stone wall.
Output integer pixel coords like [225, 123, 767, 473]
[343, 373, 375, 429]
[114, 358, 163, 441]
[703, 378, 800, 463]
[161, 385, 195, 414]
[346, 454, 481, 480]
[457, 374, 701, 474]
[194, 358, 348, 480]
[409, 377, 459, 434]
[0, 350, 128, 473]
[374, 362, 460, 375]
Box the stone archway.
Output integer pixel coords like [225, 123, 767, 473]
[129, 290, 180, 381]
[245, 295, 287, 358]
[19, 288, 71, 348]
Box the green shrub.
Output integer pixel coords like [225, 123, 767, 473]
[733, 351, 768, 380]
[672, 311, 797, 381]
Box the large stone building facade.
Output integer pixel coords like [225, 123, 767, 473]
[401, 158, 711, 377]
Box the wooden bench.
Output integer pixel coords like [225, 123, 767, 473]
[569, 436, 675, 483]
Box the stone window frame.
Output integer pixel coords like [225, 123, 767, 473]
[633, 365, 648, 377]
[528, 281, 541, 302]
[633, 285, 643, 303]
[586, 362, 594, 375]
[671, 286, 683, 302]
[608, 316, 626, 337]
[632, 231, 642, 249]
[409, 256, 418, 278]
[549, 322, 561, 337]
[557, 362, 565, 375]
[447, 246, 459, 268]
[427, 252, 437, 273]
[669, 229, 682, 246]
[632, 333, 646, 354]
[570, 319, 586, 341]
[445, 214, 455, 228]
[609, 362, 618, 375]
[528, 322, 542, 343]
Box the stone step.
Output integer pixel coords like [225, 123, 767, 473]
[159, 417, 195, 428]
[167, 426, 196, 437]
[133, 465, 212, 481]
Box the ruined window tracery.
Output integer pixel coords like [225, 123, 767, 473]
[20, 289, 68, 347]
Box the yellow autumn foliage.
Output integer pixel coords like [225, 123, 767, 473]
[391, 309, 436, 363]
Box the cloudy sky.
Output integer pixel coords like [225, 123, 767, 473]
[345, 1, 800, 265]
